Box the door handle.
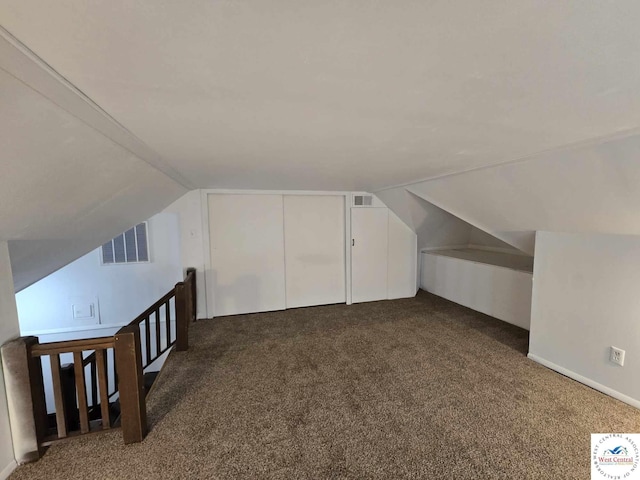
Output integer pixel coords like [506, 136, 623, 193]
[352, 239, 355, 247]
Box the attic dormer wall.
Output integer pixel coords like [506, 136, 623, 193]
[400, 132, 640, 255]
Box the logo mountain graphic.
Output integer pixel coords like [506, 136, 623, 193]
[604, 446, 628, 456]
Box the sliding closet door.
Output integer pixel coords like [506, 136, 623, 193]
[208, 194, 286, 316]
[284, 195, 346, 308]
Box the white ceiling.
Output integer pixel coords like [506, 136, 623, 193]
[2, 1, 640, 191]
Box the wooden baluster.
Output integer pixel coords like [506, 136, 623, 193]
[90, 356, 98, 409]
[165, 300, 171, 349]
[49, 354, 68, 438]
[144, 317, 151, 366]
[95, 349, 111, 429]
[112, 351, 118, 398]
[114, 325, 147, 444]
[186, 277, 193, 323]
[154, 309, 161, 359]
[73, 352, 90, 434]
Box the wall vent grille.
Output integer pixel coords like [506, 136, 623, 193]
[101, 222, 149, 264]
[353, 195, 373, 206]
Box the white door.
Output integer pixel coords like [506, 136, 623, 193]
[284, 195, 346, 308]
[351, 208, 389, 303]
[208, 194, 286, 316]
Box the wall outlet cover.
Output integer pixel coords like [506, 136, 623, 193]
[610, 346, 625, 367]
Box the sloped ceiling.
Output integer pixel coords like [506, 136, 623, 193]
[3, 1, 640, 289]
[2, 1, 640, 191]
[402, 133, 640, 255]
[0, 37, 187, 290]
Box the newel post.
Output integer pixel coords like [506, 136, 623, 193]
[114, 325, 147, 444]
[1, 336, 47, 462]
[175, 281, 189, 352]
[186, 267, 197, 322]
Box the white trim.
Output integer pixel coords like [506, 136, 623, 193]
[0, 460, 17, 480]
[199, 188, 353, 196]
[527, 353, 640, 410]
[200, 190, 213, 319]
[194, 189, 208, 319]
[345, 195, 352, 305]
[21, 323, 123, 336]
[21, 319, 170, 337]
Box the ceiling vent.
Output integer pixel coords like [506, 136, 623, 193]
[353, 195, 373, 206]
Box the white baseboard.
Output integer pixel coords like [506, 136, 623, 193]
[0, 460, 17, 480]
[527, 353, 640, 410]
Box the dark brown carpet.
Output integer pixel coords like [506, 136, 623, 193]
[10, 291, 640, 479]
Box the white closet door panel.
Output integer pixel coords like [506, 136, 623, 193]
[284, 195, 346, 308]
[351, 208, 388, 303]
[208, 194, 285, 316]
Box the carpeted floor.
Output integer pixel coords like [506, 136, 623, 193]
[10, 291, 640, 479]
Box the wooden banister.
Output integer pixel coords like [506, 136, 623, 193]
[3, 268, 197, 458]
[30, 337, 115, 356]
[128, 289, 175, 326]
[114, 325, 147, 444]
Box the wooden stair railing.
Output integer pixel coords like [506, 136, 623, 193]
[30, 337, 117, 441]
[1, 268, 197, 461]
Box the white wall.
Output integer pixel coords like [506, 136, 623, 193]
[162, 190, 207, 319]
[387, 211, 417, 298]
[377, 186, 473, 250]
[529, 231, 640, 408]
[468, 226, 519, 251]
[0, 242, 20, 478]
[421, 252, 532, 330]
[15, 213, 182, 334]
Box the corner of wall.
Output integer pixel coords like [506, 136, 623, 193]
[0, 241, 20, 475]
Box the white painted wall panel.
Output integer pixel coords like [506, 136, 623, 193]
[529, 231, 640, 408]
[0, 242, 19, 478]
[283, 196, 346, 308]
[421, 253, 532, 330]
[351, 208, 388, 303]
[208, 194, 286, 316]
[162, 191, 207, 319]
[15, 213, 182, 333]
[387, 212, 417, 299]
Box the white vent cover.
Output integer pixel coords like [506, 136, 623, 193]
[353, 195, 373, 206]
[101, 222, 149, 264]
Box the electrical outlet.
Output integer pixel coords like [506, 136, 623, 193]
[610, 346, 625, 367]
